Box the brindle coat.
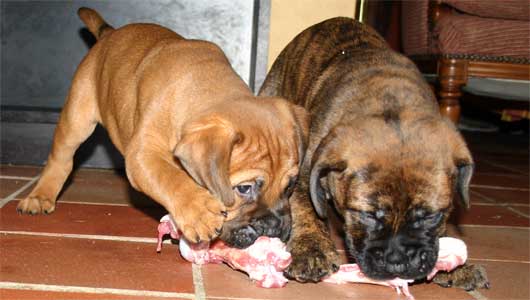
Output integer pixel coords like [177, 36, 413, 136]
[260, 17, 488, 289]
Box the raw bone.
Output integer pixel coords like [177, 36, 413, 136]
[157, 214, 291, 288]
[156, 214, 467, 297]
[322, 237, 468, 299]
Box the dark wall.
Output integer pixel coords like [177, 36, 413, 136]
[0, 0, 270, 168]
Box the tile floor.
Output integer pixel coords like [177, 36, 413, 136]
[1, 131, 528, 300]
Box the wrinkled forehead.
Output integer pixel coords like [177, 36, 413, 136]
[347, 163, 452, 213]
[229, 129, 299, 202]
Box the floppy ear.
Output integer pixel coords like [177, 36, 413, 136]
[309, 134, 347, 219]
[174, 118, 241, 207]
[455, 159, 474, 210]
[448, 127, 474, 209]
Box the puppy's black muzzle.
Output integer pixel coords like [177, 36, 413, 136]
[350, 233, 439, 280]
[222, 210, 291, 249]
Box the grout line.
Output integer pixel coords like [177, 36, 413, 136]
[481, 159, 528, 176]
[0, 230, 172, 245]
[467, 289, 489, 300]
[470, 184, 529, 192]
[207, 297, 273, 300]
[470, 190, 497, 204]
[474, 171, 528, 177]
[467, 258, 530, 264]
[0, 281, 195, 299]
[192, 264, 206, 300]
[471, 190, 529, 207]
[7, 198, 155, 208]
[0, 176, 39, 208]
[471, 202, 530, 207]
[458, 224, 530, 230]
[58, 200, 133, 206]
[506, 206, 530, 218]
[471, 190, 530, 219]
[0, 175, 34, 180]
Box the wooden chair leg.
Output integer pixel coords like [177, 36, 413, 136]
[437, 58, 468, 124]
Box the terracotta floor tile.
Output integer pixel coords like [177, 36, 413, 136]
[14, 168, 155, 207]
[449, 204, 530, 227]
[406, 282, 475, 300]
[0, 165, 42, 178]
[0, 289, 189, 300]
[200, 263, 471, 300]
[471, 188, 530, 206]
[0, 179, 31, 198]
[446, 225, 530, 262]
[1, 234, 194, 294]
[473, 158, 523, 175]
[471, 173, 529, 189]
[510, 205, 529, 217]
[466, 260, 530, 300]
[1, 201, 165, 238]
[480, 156, 529, 175]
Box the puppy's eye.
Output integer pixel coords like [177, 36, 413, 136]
[358, 211, 382, 229]
[235, 184, 253, 195]
[233, 180, 261, 202]
[423, 212, 443, 227]
[411, 211, 443, 229]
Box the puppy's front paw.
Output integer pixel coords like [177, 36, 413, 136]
[17, 195, 56, 215]
[174, 190, 226, 243]
[433, 264, 490, 291]
[285, 233, 341, 282]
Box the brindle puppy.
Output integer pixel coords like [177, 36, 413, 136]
[259, 17, 489, 290]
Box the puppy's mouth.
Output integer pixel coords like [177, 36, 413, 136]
[219, 212, 291, 249]
[358, 246, 438, 280]
[345, 232, 439, 280]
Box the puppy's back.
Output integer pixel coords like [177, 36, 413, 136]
[260, 18, 440, 132]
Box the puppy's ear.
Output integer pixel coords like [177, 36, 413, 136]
[454, 157, 474, 210]
[309, 133, 347, 219]
[174, 117, 241, 207]
[447, 125, 474, 210]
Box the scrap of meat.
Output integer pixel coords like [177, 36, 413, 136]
[323, 237, 468, 299]
[157, 215, 291, 288]
[156, 214, 467, 296]
[427, 237, 468, 280]
[322, 264, 414, 297]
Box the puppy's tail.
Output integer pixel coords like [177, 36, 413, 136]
[78, 7, 114, 40]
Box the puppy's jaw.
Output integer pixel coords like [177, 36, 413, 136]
[219, 199, 291, 248]
[344, 209, 442, 280]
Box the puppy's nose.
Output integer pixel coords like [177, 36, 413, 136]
[386, 249, 406, 264]
[228, 226, 259, 248]
[251, 211, 287, 239]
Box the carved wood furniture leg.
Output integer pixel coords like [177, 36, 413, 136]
[437, 58, 469, 124]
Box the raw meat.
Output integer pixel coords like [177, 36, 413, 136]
[323, 237, 468, 299]
[322, 264, 414, 297]
[157, 215, 291, 288]
[156, 214, 467, 297]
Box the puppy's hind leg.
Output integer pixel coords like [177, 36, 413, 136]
[17, 68, 99, 215]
